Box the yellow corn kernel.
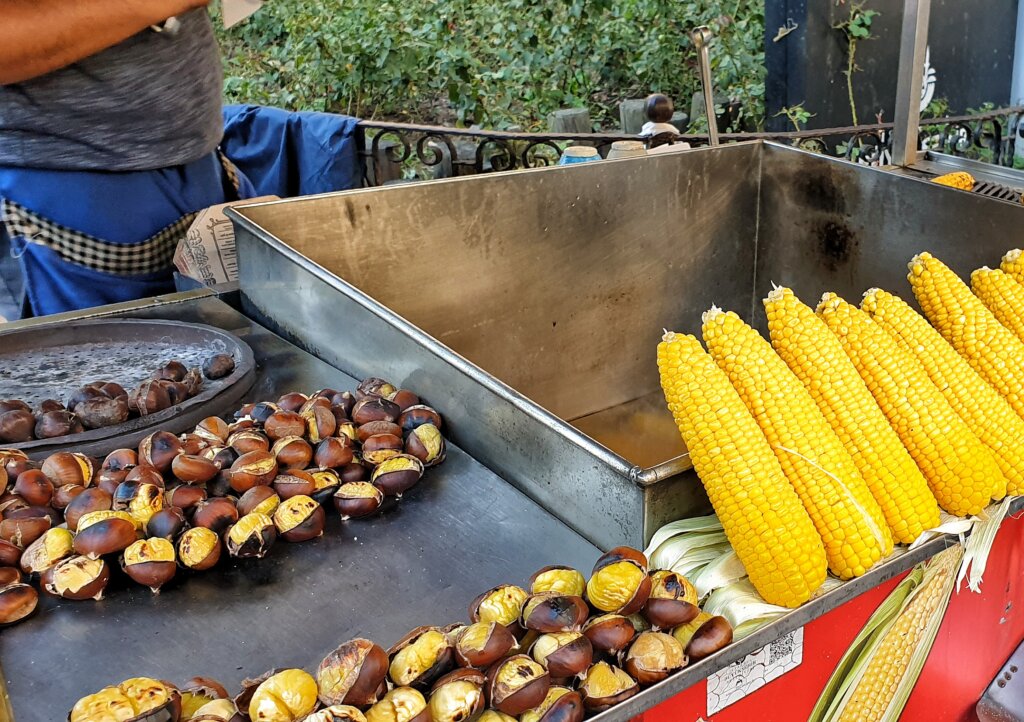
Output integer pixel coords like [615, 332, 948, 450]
[764, 287, 939, 543]
[999, 248, 1024, 285]
[971, 266, 1024, 344]
[817, 293, 1005, 517]
[702, 307, 891, 579]
[658, 331, 826, 607]
[863, 288, 1024, 496]
[910, 252, 1024, 421]
[930, 171, 974, 190]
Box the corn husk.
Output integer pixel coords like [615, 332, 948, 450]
[957, 497, 1012, 593]
[692, 550, 748, 599]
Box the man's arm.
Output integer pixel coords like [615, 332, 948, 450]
[0, 0, 210, 85]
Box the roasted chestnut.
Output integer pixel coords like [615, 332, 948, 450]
[65, 488, 113, 532]
[122, 537, 176, 593]
[671, 613, 733, 661]
[19, 527, 74, 575]
[362, 434, 404, 465]
[172, 453, 220, 484]
[333, 482, 384, 519]
[129, 380, 172, 416]
[264, 410, 306, 441]
[52, 483, 85, 510]
[238, 485, 281, 517]
[404, 424, 446, 467]
[428, 673, 484, 722]
[336, 421, 359, 443]
[178, 433, 208, 457]
[314, 437, 355, 470]
[36, 409, 83, 438]
[352, 397, 401, 425]
[387, 389, 420, 412]
[164, 482, 207, 511]
[0, 539, 21, 566]
[582, 614, 636, 655]
[13, 469, 53, 506]
[530, 566, 586, 597]
[0, 515, 51, 548]
[204, 445, 238, 468]
[356, 421, 402, 444]
[520, 687, 585, 722]
[192, 497, 239, 534]
[0, 583, 37, 626]
[273, 494, 324, 543]
[340, 462, 369, 483]
[188, 698, 239, 722]
[0, 567, 21, 585]
[42, 555, 110, 600]
[470, 584, 529, 628]
[454, 621, 518, 668]
[310, 468, 342, 505]
[272, 436, 314, 470]
[398, 405, 442, 434]
[229, 429, 271, 455]
[356, 377, 397, 400]
[487, 654, 550, 716]
[370, 455, 424, 498]
[73, 510, 137, 558]
[624, 631, 686, 686]
[305, 706, 368, 722]
[388, 626, 455, 688]
[477, 712, 516, 722]
[203, 353, 236, 380]
[41, 451, 94, 487]
[125, 464, 165, 488]
[578, 662, 638, 712]
[275, 392, 309, 412]
[113, 481, 164, 527]
[226, 512, 276, 558]
[6, 504, 60, 526]
[153, 359, 188, 382]
[75, 395, 129, 429]
[0, 409, 35, 442]
[521, 592, 589, 632]
[178, 526, 222, 570]
[586, 549, 651, 615]
[643, 570, 700, 629]
[138, 430, 182, 473]
[364, 687, 429, 722]
[70, 677, 182, 722]
[531, 632, 593, 678]
[274, 470, 318, 500]
[0, 399, 31, 414]
[317, 638, 390, 707]
[303, 405, 337, 443]
[195, 416, 231, 445]
[245, 668, 317, 722]
[230, 450, 278, 493]
[146, 507, 188, 540]
[301, 396, 332, 413]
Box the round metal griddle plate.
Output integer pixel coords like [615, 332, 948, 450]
[0, 318, 255, 459]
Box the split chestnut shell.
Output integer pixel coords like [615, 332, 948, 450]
[642, 570, 700, 629]
[122, 537, 176, 593]
[623, 631, 687, 686]
[248, 668, 318, 722]
[486, 654, 551, 717]
[520, 687, 585, 722]
[531, 632, 593, 678]
[582, 614, 635, 655]
[177, 527, 222, 571]
[428, 674, 484, 722]
[530, 565, 586, 597]
[370, 455, 424, 498]
[304, 706, 368, 722]
[578, 662, 638, 712]
[272, 494, 325, 543]
[454, 621, 517, 668]
[671, 612, 733, 661]
[469, 584, 528, 628]
[226, 513, 277, 559]
[69, 677, 182, 722]
[73, 510, 138, 559]
[0, 582, 37, 626]
[521, 592, 589, 632]
[317, 638, 389, 707]
[585, 557, 651, 616]
[42, 555, 110, 600]
[388, 626, 455, 689]
[364, 686, 429, 722]
[333, 482, 384, 520]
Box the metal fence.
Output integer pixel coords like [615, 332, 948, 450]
[355, 105, 1023, 186]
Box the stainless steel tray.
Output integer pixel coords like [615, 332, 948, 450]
[228, 141, 1024, 549]
[0, 318, 254, 458]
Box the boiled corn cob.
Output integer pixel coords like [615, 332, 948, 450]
[657, 331, 826, 607]
[930, 171, 974, 190]
[1000, 248, 1024, 285]
[909, 252, 1024, 421]
[971, 266, 1024, 344]
[764, 287, 939, 543]
[863, 288, 1024, 496]
[702, 307, 891, 579]
[817, 293, 1005, 517]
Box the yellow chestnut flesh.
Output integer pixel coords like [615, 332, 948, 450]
[304, 706, 368, 722]
[472, 585, 528, 627]
[531, 567, 586, 597]
[191, 698, 239, 721]
[249, 668, 318, 722]
[520, 687, 575, 722]
[70, 677, 177, 722]
[586, 561, 645, 613]
[428, 679, 483, 722]
[624, 631, 686, 686]
[20, 527, 74, 574]
[389, 629, 450, 686]
[365, 687, 428, 722]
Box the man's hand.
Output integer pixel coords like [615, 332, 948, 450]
[0, 0, 211, 85]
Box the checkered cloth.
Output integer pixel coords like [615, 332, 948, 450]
[0, 198, 196, 276]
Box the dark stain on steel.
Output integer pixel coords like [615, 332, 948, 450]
[816, 220, 857, 271]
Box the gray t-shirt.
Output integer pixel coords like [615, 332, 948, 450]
[0, 9, 223, 172]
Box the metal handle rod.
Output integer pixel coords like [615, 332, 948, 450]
[891, 0, 932, 166]
[691, 26, 720, 146]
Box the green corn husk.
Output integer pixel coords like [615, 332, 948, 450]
[957, 497, 1011, 593]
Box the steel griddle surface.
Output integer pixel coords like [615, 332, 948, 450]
[0, 297, 601, 722]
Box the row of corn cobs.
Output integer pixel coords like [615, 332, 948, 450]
[657, 250, 1024, 608]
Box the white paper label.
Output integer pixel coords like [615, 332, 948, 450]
[706, 627, 803, 715]
[222, 0, 264, 28]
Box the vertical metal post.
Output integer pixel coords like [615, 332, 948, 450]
[891, 0, 932, 167]
[691, 27, 720, 146]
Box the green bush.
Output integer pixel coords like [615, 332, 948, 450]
[215, 0, 765, 131]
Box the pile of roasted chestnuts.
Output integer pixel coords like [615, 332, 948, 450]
[68, 546, 733, 721]
[0, 376, 446, 626]
[0, 354, 235, 443]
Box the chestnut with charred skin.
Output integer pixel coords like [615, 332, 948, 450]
[486, 654, 551, 716]
[365, 687, 429, 722]
[333, 482, 384, 520]
[520, 687, 585, 722]
[362, 434, 404, 465]
[356, 377, 397, 400]
[41, 451, 94, 487]
[531, 632, 593, 678]
[643, 570, 700, 629]
[352, 397, 401, 425]
[398, 405, 442, 435]
[388, 626, 455, 688]
[230, 450, 278, 493]
[164, 483, 207, 511]
[70, 677, 181, 722]
[122, 537, 176, 593]
[203, 353, 236, 380]
[586, 547, 651, 616]
[578, 662, 638, 712]
[112, 481, 164, 527]
[521, 592, 590, 633]
[624, 631, 687, 686]
[226, 513, 277, 558]
[192, 497, 239, 535]
[139, 430, 182, 473]
[65, 488, 112, 532]
[73, 510, 137, 559]
[309, 469, 342, 505]
[370, 455, 424, 498]
[146, 507, 187, 540]
[454, 621, 518, 668]
[339, 462, 369, 484]
[129, 380, 172, 416]
[42, 555, 110, 600]
[305, 706, 369, 722]
[273, 494, 324, 542]
[671, 613, 733, 661]
[582, 614, 636, 655]
[317, 637, 390, 707]
[75, 395, 129, 429]
[178, 526, 222, 570]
